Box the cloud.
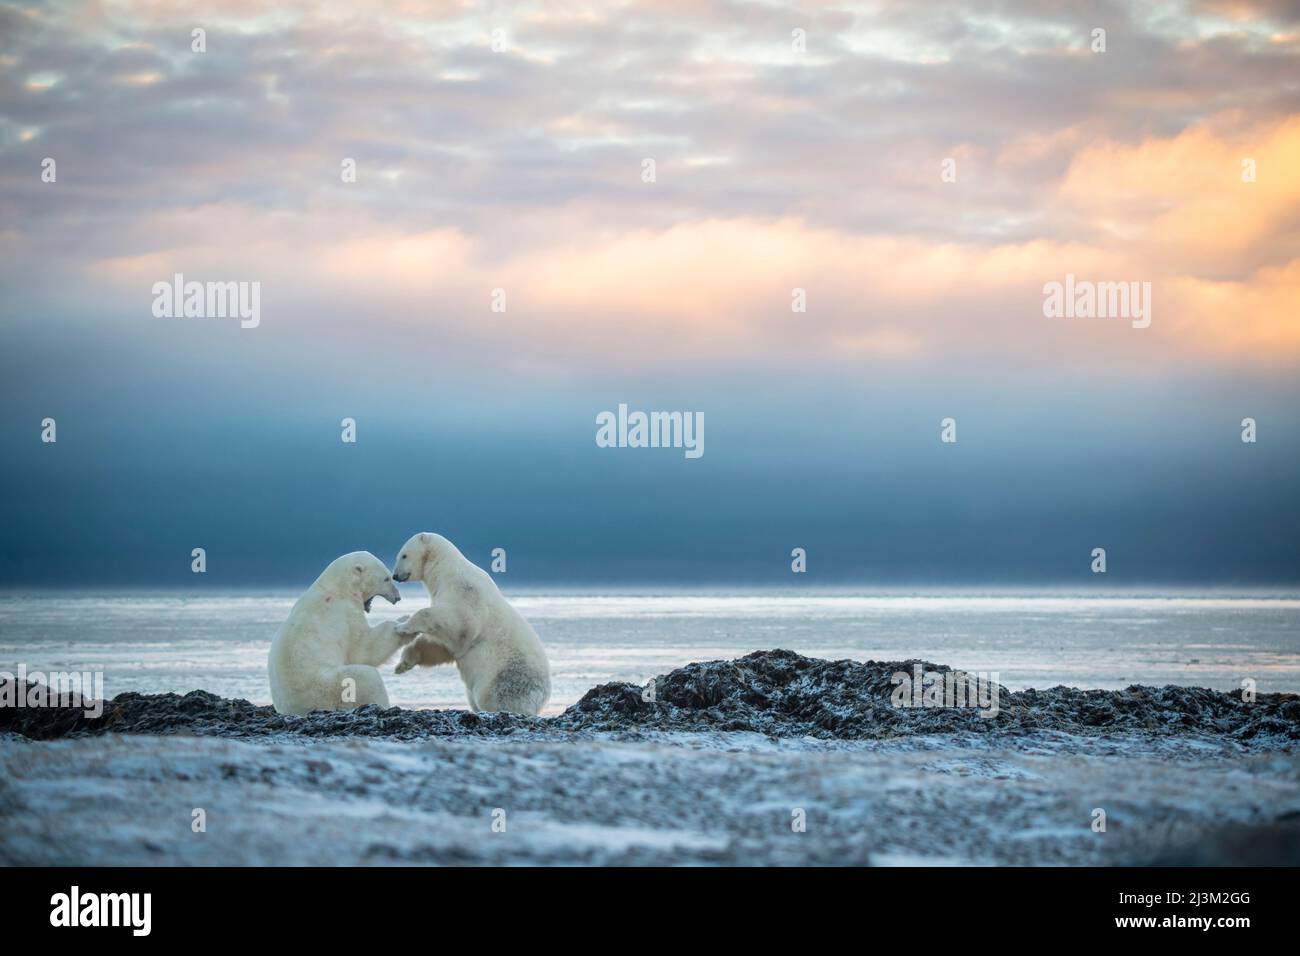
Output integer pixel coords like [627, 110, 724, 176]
[1, 0, 1298, 379]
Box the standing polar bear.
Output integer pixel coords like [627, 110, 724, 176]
[268, 551, 409, 715]
[391, 532, 551, 715]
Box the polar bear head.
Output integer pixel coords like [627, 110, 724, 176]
[323, 551, 400, 612]
[391, 532, 459, 586]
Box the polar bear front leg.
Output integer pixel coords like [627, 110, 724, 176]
[394, 605, 465, 645]
[350, 619, 415, 667]
[395, 635, 456, 674]
[393, 606, 461, 674]
[395, 607, 444, 639]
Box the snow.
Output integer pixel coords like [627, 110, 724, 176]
[3, 729, 1296, 866]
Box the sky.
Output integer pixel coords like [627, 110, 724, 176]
[1, 0, 1298, 588]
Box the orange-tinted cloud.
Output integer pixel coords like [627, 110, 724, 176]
[76, 114, 1299, 371]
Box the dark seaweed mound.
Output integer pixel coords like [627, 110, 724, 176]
[4, 649, 1298, 743]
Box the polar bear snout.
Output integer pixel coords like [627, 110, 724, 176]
[391, 535, 432, 584]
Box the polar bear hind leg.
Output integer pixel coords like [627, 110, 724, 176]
[336, 665, 390, 709]
[478, 659, 548, 715]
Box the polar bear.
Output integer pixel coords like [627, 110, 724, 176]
[390, 532, 551, 715]
[268, 551, 411, 715]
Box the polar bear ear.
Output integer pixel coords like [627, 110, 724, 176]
[353, 564, 364, 575]
[420, 533, 430, 542]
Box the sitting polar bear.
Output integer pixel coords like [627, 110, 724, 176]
[391, 532, 551, 715]
[268, 551, 409, 715]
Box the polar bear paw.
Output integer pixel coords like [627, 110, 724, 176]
[391, 615, 418, 644]
[395, 608, 437, 641]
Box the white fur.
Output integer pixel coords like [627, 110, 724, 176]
[268, 551, 407, 715]
[391, 533, 551, 715]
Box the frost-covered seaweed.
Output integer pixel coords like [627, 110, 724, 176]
[4, 649, 1298, 744]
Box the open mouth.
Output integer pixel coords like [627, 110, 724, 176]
[364, 592, 398, 613]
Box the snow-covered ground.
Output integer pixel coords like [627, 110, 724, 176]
[4, 729, 1297, 866]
